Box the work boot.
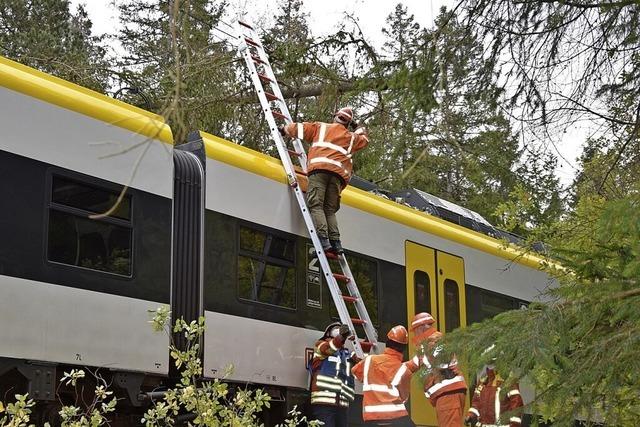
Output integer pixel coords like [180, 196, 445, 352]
[319, 237, 333, 253]
[330, 240, 344, 255]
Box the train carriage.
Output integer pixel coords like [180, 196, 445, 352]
[0, 55, 551, 425]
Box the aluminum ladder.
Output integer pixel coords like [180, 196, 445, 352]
[235, 18, 378, 358]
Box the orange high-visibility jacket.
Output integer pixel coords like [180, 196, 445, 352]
[283, 121, 369, 185]
[412, 329, 467, 406]
[467, 372, 524, 426]
[351, 347, 417, 421]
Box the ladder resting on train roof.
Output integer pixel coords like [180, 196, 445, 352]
[236, 17, 378, 359]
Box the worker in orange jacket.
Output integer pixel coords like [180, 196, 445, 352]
[281, 107, 369, 255]
[464, 365, 524, 427]
[410, 312, 468, 427]
[352, 325, 418, 426]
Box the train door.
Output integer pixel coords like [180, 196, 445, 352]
[405, 241, 467, 426]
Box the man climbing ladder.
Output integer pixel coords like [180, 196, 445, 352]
[236, 16, 377, 359]
[280, 108, 370, 254]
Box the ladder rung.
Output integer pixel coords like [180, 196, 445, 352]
[238, 20, 254, 30]
[244, 37, 261, 47]
[325, 251, 338, 260]
[272, 110, 288, 121]
[257, 72, 274, 83]
[287, 149, 301, 157]
[333, 273, 350, 282]
[342, 295, 358, 303]
[360, 341, 374, 352]
[351, 318, 366, 325]
[265, 92, 280, 102]
[251, 55, 267, 65]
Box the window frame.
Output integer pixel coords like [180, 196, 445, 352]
[44, 170, 135, 279]
[236, 222, 298, 311]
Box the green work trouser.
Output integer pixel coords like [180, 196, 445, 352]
[306, 172, 343, 240]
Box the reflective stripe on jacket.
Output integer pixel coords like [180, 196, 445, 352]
[412, 329, 468, 406]
[309, 337, 356, 407]
[351, 347, 417, 421]
[468, 374, 523, 427]
[283, 121, 369, 185]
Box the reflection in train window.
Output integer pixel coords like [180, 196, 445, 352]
[444, 279, 460, 332]
[237, 226, 296, 309]
[465, 285, 521, 324]
[414, 270, 431, 314]
[47, 176, 132, 276]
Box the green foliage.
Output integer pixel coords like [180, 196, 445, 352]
[115, 0, 233, 142]
[143, 306, 321, 426]
[441, 191, 640, 426]
[0, 0, 109, 91]
[0, 394, 37, 427]
[495, 148, 565, 236]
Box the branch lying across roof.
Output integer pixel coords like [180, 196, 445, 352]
[233, 78, 392, 104]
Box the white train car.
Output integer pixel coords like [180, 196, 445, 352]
[0, 56, 551, 425]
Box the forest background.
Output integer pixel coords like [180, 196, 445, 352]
[1, 0, 639, 425]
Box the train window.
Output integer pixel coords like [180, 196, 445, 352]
[47, 176, 132, 276]
[333, 255, 378, 325]
[414, 270, 431, 314]
[52, 176, 131, 220]
[239, 227, 294, 262]
[444, 279, 460, 332]
[237, 226, 296, 309]
[480, 290, 517, 318]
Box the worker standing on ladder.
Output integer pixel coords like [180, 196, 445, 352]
[280, 107, 369, 255]
[308, 322, 358, 427]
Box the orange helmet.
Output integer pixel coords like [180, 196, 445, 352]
[334, 107, 353, 125]
[427, 331, 443, 342]
[386, 325, 408, 345]
[410, 312, 435, 331]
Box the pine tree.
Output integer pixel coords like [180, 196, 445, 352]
[115, 0, 232, 142]
[0, 0, 109, 91]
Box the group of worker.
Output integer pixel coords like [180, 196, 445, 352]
[281, 110, 524, 425]
[308, 314, 524, 427]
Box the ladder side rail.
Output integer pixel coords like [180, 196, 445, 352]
[292, 182, 365, 359]
[338, 256, 378, 344]
[252, 53, 307, 163]
[237, 45, 301, 181]
[238, 28, 308, 170]
[236, 19, 371, 357]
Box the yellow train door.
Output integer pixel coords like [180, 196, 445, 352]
[405, 241, 467, 426]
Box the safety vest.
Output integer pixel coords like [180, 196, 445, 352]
[351, 348, 416, 421]
[467, 374, 523, 426]
[412, 329, 467, 406]
[283, 121, 369, 185]
[309, 339, 355, 407]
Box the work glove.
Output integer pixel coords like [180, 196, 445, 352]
[277, 125, 287, 137]
[464, 415, 478, 426]
[339, 324, 352, 340]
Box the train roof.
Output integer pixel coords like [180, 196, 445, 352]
[197, 131, 548, 270]
[0, 56, 173, 144]
[0, 54, 549, 271]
